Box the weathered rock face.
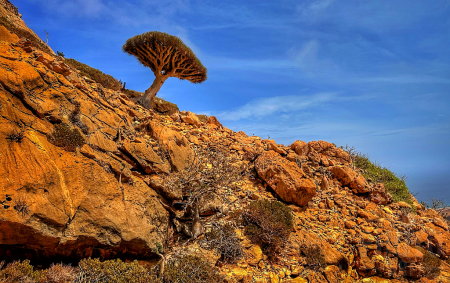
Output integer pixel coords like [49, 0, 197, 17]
[329, 165, 371, 193]
[397, 243, 423, 263]
[0, 40, 170, 263]
[255, 150, 316, 207]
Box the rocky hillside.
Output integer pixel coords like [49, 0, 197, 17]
[0, 2, 450, 282]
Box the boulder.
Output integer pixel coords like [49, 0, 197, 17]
[329, 166, 371, 193]
[397, 243, 423, 263]
[290, 140, 309, 156]
[149, 121, 194, 172]
[291, 230, 345, 266]
[308, 141, 352, 166]
[180, 111, 201, 127]
[369, 183, 393, 205]
[255, 150, 316, 207]
[262, 139, 287, 155]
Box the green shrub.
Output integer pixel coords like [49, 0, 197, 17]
[76, 258, 156, 283]
[0, 16, 53, 54]
[342, 145, 413, 205]
[0, 260, 47, 282]
[203, 223, 244, 263]
[65, 58, 122, 91]
[301, 245, 326, 271]
[243, 199, 294, 257]
[163, 255, 225, 283]
[415, 247, 441, 278]
[51, 123, 86, 151]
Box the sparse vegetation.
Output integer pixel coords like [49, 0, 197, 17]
[51, 123, 86, 151]
[243, 199, 294, 257]
[0, 260, 47, 282]
[56, 51, 65, 57]
[65, 58, 122, 91]
[0, 16, 53, 54]
[301, 245, 326, 271]
[342, 145, 413, 205]
[13, 195, 30, 217]
[160, 142, 244, 207]
[122, 31, 207, 109]
[6, 129, 24, 143]
[163, 255, 225, 283]
[75, 258, 156, 283]
[415, 247, 441, 279]
[202, 223, 244, 263]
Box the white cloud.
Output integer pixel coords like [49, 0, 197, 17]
[215, 92, 338, 121]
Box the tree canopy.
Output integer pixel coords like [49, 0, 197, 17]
[123, 31, 207, 83]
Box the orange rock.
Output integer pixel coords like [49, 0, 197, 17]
[329, 165, 370, 193]
[396, 243, 423, 263]
[290, 140, 309, 156]
[255, 150, 316, 207]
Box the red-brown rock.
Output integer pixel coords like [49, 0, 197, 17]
[397, 243, 423, 263]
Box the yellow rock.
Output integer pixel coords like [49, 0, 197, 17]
[383, 207, 393, 214]
[289, 277, 307, 283]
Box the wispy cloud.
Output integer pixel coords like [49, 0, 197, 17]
[215, 92, 338, 121]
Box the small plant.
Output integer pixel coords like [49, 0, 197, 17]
[415, 247, 441, 279]
[243, 199, 294, 257]
[6, 129, 24, 143]
[65, 58, 122, 91]
[56, 51, 65, 57]
[203, 223, 244, 263]
[75, 258, 156, 283]
[46, 263, 78, 283]
[341, 145, 413, 205]
[13, 195, 30, 217]
[163, 254, 225, 283]
[51, 123, 86, 151]
[301, 245, 326, 271]
[0, 260, 46, 282]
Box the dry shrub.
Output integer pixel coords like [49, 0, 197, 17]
[65, 58, 122, 91]
[51, 123, 86, 151]
[415, 247, 441, 278]
[202, 223, 244, 263]
[6, 129, 24, 143]
[161, 142, 245, 206]
[301, 245, 326, 271]
[46, 263, 78, 283]
[163, 255, 225, 283]
[243, 199, 294, 257]
[75, 258, 156, 283]
[0, 260, 46, 283]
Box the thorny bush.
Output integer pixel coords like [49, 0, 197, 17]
[301, 245, 326, 271]
[162, 254, 225, 283]
[202, 223, 244, 263]
[51, 123, 86, 151]
[243, 199, 294, 258]
[160, 142, 246, 207]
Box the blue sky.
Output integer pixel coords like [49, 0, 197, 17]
[16, 0, 450, 204]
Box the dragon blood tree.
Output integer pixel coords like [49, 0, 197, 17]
[122, 31, 207, 109]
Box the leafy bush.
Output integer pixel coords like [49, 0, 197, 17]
[301, 245, 326, 271]
[51, 123, 86, 151]
[342, 145, 413, 205]
[203, 223, 244, 263]
[0, 260, 47, 282]
[76, 258, 156, 283]
[163, 255, 225, 283]
[415, 247, 441, 278]
[0, 16, 53, 54]
[65, 58, 122, 91]
[243, 199, 294, 257]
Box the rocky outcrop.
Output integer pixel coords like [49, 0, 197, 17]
[255, 150, 316, 207]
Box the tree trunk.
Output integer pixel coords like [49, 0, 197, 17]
[142, 75, 166, 109]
